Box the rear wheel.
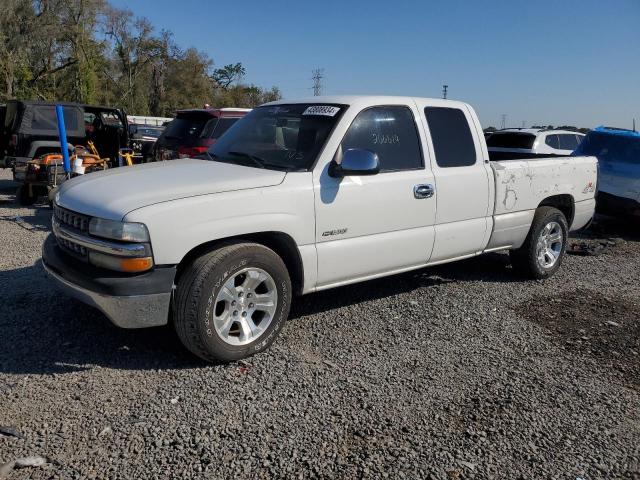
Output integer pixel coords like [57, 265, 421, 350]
[174, 242, 291, 363]
[510, 206, 568, 279]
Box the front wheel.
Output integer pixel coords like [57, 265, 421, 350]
[510, 206, 568, 279]
[174, 242, 292, 363]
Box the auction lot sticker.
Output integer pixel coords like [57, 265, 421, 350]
[303, 106, 341, 116]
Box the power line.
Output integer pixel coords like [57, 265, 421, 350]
[442, 84, 448, 99]
[311, 68, 324, 96]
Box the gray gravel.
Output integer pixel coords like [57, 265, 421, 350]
[1, 167, 639, 479]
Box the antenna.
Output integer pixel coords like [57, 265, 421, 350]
[311, 68, 324, 96]
[500, 114, 507, 129]
[442, 84, 448, 99]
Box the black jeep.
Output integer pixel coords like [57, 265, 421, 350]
[2, 101, 129, 202]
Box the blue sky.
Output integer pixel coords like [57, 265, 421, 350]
[109, 0, 639, 129]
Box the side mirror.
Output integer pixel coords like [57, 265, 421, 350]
[128, 124, 138, 135]
[329, 148, 380, 178]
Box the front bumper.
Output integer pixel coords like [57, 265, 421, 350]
[42, 235, 175, 328]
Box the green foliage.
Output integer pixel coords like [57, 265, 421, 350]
[0, 0, 281, 114]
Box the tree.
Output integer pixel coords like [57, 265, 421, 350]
[0, 1, 283, 115]
[212, 63, 245, 89]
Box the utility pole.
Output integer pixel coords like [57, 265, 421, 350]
[311, 68, 324, 96]
[501, 114, 507, 129]
[442, 84, 448, 99]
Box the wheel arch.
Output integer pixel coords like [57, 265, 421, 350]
[175, 231, 305, 296]
[538, 194, 574, 226]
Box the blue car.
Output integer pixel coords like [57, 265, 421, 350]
[574, 127, 640, 217]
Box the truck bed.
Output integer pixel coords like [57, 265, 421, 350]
[485, 156, 598, 252]
[491, 156, 598, 216]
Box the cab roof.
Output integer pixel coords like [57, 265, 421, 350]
[263, 95, 472, 110]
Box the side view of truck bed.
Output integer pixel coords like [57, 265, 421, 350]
[486, 156, 597, 251]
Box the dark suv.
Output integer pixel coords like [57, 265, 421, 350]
[153, 108, 249, 160]
[3, 100, 128, 175]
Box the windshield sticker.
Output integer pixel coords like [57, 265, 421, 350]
[303, 106, 340, 117]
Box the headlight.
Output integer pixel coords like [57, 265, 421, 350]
[89, 218, 150, 242]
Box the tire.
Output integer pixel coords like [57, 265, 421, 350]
[174, 242, 292, 363]
[17, 184, 36, 206]
[509, 206, 568, 280]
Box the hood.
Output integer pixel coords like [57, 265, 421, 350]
[57, 159, 286, 220]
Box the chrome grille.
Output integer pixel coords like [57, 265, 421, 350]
[56, 235, 88, 258]
[53, 205, 91, 260]
[54, 205, 90, 232]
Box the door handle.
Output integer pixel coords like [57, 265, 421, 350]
[414, 184, 435, 199]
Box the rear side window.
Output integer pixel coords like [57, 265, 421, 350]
[486, 133, 536, 149]
[340, 106, 423, 171]
[425, 107, 476, 167]
[31, 106, 79, 131]
[545, 135, 560, 149]
[558, 134, 579, 150]
[199, 118, 218, 139]
[163, 115, 208, 139]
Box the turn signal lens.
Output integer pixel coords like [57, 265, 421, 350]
[120, 257, 153, 272]
[89, 252, 153, 272]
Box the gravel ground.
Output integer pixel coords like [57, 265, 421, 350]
[1, 167, 639, 479]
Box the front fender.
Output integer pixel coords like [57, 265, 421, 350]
[123, 175, 315, 266]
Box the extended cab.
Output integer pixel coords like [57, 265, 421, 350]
[42, 96, 598, 362]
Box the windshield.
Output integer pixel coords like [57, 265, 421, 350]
[163, 115, 208, 139]
[487, 132, 536, 149]
[207, 103, 346, 171]
[574, 132, 640, 164]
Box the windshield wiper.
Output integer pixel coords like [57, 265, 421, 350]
[227, 151, 267, 169]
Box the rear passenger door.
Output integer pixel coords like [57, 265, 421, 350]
[415, 101, 493, 263]
[313, 104, 437, 287]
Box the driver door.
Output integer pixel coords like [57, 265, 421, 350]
[313, 103, 437, 288]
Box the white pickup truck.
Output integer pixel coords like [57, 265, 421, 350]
[43, 96, 598, 362]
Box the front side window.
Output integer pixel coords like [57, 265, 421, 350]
[545, 134, 560, 149]
[340, 106, 423, 171]
[425, 107, 476, 167]
[208, 103, 346, 171]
